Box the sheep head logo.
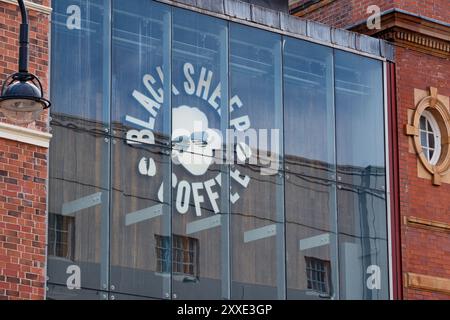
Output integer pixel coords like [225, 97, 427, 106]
[171, 105, 221, 176]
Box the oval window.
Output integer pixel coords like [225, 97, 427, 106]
[419, 110, 441, 165]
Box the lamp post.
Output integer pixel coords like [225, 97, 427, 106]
[0, 0, 51, 124]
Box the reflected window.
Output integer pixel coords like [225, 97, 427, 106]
[305, 257, 331, 295]
[48, 213, 75, 260]
[155, 235, 171, 274]
[155, 235, 199, 278]
[173, 235, 199, 277]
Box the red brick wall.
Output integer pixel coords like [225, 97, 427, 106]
[393, 0, 450, 24]
[0, 0, 50, 300]
[0, 138, 47, 300]
[396, 47, 450, 300]
[291, 0, 450, 27]
[291, 0, 394, 28]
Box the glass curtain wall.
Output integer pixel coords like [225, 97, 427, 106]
[48, 0, 389, 300]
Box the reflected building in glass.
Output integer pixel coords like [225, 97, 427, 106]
[47, 0, 392, 300]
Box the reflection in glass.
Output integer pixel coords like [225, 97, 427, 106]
[51, 0, 109, 130]
[284, 38, 335, 180]
[230, 23, 284, 299]
[337, 185, 389, 300]
[283, 38, 338, 299]
[285, 175, 338, 299]
[48, 213, 75, 260]
[171, 8, 228, 300]
[110, 0, 171, 299]
[335, 51, 385, 190]
[48, 0, 391, 300]
[110, 140, 170, 298]
[112, 0, 169, 143]
[305, 257, 332, 294]
[47, 126, 109, 291]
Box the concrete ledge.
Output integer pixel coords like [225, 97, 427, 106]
[356, 33, 381, 56]
[156, 0, 390, 61]
[405, 272, 450, 296]
[0, 122, 52, 148]
[196, 0, 224, 14]
[224, 0, 250, 21]
[380, 41, 395, 62]
[332, 28, 356, 49]
[251, 4, 280, 29]
[307, 20, 331, 43]
[280, 12, 307, 36]
[0, 0, 52, 15]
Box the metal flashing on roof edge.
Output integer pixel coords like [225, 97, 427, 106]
[156, 0, 395, 62]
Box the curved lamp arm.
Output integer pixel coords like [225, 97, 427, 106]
[17, 0, 29, 73]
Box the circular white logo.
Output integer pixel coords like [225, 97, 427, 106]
[126, 63, 255, 217]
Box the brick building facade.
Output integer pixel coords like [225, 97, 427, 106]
[290, 0, 450, 27]
[0, 0, 51, 300]
[291, 0, 450, 300]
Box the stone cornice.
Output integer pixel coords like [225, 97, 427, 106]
[379, 29, 450, 58]
[0, 122, 52, 148]
[405, 216, 450, 233]
[0, 0, 52, 15]
[351, 10, 450, 58]
[405, 273, 450, 296]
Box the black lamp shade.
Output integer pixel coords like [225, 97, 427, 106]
[0, 76, 50, 110]
[0, 72, 51, 123]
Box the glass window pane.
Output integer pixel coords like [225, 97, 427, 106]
[46, 284, 106, 300]
[286, 176, 338, 299]
[429, 133, 435, 149]
[47, 126, 109, 291]
[110, 0, 171, 299]
[51, 0, 109, 131]
[335, 51, 385, 190]
[283, 37, 337, 300]
[112, 0, 169, 143]
[421, 131, 428, 148]
[230, 23, 284, 300]
[110, 140, 170, 298]
[337, 185, 389, 300]
[284, 38, 335, 180]
[420, 116, 426, 130]
[171, 8, 228, 300]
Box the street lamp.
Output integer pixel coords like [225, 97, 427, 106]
[0, 0, 50, 124]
